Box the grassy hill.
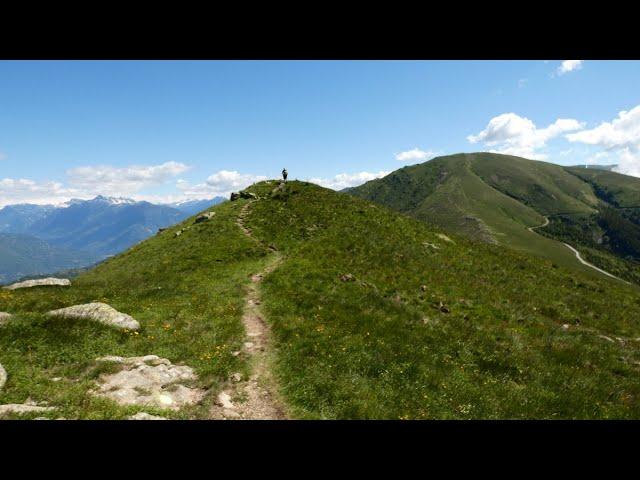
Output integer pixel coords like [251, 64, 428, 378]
[2, 180, 640, 419]
[566, 167, 640, 208]
[349, 153, 640, 282]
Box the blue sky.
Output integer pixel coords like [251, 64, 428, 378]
[1, 60, 640, 206]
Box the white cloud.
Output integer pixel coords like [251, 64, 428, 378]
[66, 161, 189, 195]
[308, 171, 390, 190]
[468, 113, 584, 159]
[0, 152, 6, 161]
[395, 148, 438, 163]
[0, 178, 83, 207]
[557, 60, 583, 76]
[0, 161, 192, 207]
[567, 104, 640, 177]
[176, 170, 267, 199]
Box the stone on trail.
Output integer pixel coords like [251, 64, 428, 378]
[3, 277, 71, 290]
[0, 312, 12, 326]
[217, 392, 235, 409]
[93, 355, 204, 410]
[194, 211, 215, 224]
[340, 273, 355, 282]
[46, 302, 140, 331]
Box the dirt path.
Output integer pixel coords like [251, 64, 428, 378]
[527, 216, 550, 233]
[527, 215, 627, 283]
[562, 242, 627, 282]
[209, 199, 288, 420]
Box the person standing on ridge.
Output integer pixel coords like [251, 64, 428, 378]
[282, 168, 288, 182]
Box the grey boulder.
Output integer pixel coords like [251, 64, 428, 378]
[47, 302, 140, 331]
[194, 212, 215, 224]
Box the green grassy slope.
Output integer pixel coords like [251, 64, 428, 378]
[566, 167, 640, 207]
[0, 199, 271, 419]
[3, 180, 640, 419]
[242, 181, 640, 419]
[350, 153, 601, 276]
[470, 153, 599, 214]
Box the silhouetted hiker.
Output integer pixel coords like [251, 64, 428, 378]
[282, 168, 288, 182]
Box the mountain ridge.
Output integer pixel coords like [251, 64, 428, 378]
[348, 152, 640, 282]
[0, 195, 225, 284]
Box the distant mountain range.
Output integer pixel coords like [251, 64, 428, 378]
[0, 195, 225, 284]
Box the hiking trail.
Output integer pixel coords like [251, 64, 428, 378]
[209, 198, 287, 419]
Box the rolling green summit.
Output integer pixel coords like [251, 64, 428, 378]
[348, 153, 640, 284]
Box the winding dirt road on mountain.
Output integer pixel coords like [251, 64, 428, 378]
[528, 215, 627, 283]
[209, 198, 288, 420]
[527, 216, 549, 233]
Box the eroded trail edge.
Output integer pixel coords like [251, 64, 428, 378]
[210, 199, 288, 419]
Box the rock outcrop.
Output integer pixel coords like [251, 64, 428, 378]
[3, 278, 71, 290]
[194, 212, 215, 224]
[239, 191, 257, 200]
[47, 302, 140, 331]
[231, 191, 257, 201]
[92, 355, 204, 410]
[0, 363, 6, 391]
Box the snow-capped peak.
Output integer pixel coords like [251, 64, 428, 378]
[91, 195, 138, 205]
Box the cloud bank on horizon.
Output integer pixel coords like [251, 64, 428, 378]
[3, 60, 640, 207]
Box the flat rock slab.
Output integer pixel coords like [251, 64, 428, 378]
[0, 363, 6, 391]
[4, 278, 71, 290]
[0, 402, 56, 416]
[47, 302, 140, 331]
[0, 312, 11, 326]
[93, 355, 204, 411]
[128, 412, 167, 420]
